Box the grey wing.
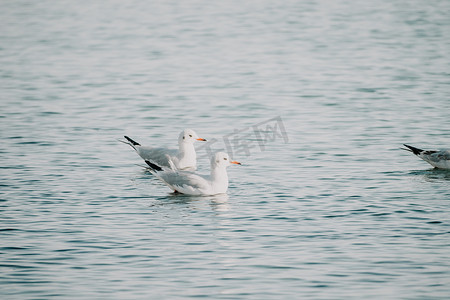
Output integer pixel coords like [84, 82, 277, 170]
[137, 147, 177, 167]
[429, 150, 450, 162]
[156, 171, 211, 194]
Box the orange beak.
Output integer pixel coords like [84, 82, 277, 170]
[197, 138, 207, 141]
[231, 160, 241, 165]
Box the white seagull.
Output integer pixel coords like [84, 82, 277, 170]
[402, 144, 450, 170]
[147, 152, 241, 195]
[120, 129, 206, 171]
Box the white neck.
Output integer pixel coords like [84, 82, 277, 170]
[211, 164, 229, 193]
[177, 142, 196, 168]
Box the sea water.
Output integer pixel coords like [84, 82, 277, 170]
[1, 0, 450, 298]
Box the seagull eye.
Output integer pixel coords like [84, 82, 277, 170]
[224, 158, 227, 160]
[189, 135, 192, 137]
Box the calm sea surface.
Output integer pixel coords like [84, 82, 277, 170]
[1, 0, 450, 299]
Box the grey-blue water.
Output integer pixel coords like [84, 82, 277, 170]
[1, 0, 450, 299]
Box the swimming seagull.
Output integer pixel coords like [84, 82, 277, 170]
[402, 144, 450, 170]
[147, 152, 241, 195]
[120, 129, 206, 171]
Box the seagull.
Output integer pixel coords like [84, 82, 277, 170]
[402, 144, 450, 170]
[120, 129, 206, 171]
[147, 152, 241, 195]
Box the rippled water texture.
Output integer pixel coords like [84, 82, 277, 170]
[1, 0, 450, 298]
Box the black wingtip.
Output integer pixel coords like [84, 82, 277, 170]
[124, 136, 141, 146]
[144, 160, 163, 172]
[403, 144, 424, 156]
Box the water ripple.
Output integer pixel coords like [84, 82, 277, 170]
[1, 0, 450, 299]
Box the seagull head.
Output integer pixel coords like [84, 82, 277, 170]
[179, 129, 207, 144]
[212, 152, 241, 168]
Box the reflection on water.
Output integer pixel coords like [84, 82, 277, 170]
[409, 169, 450, 182]
[148, 191, 231, 212]
[209, 194, 231, 212]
